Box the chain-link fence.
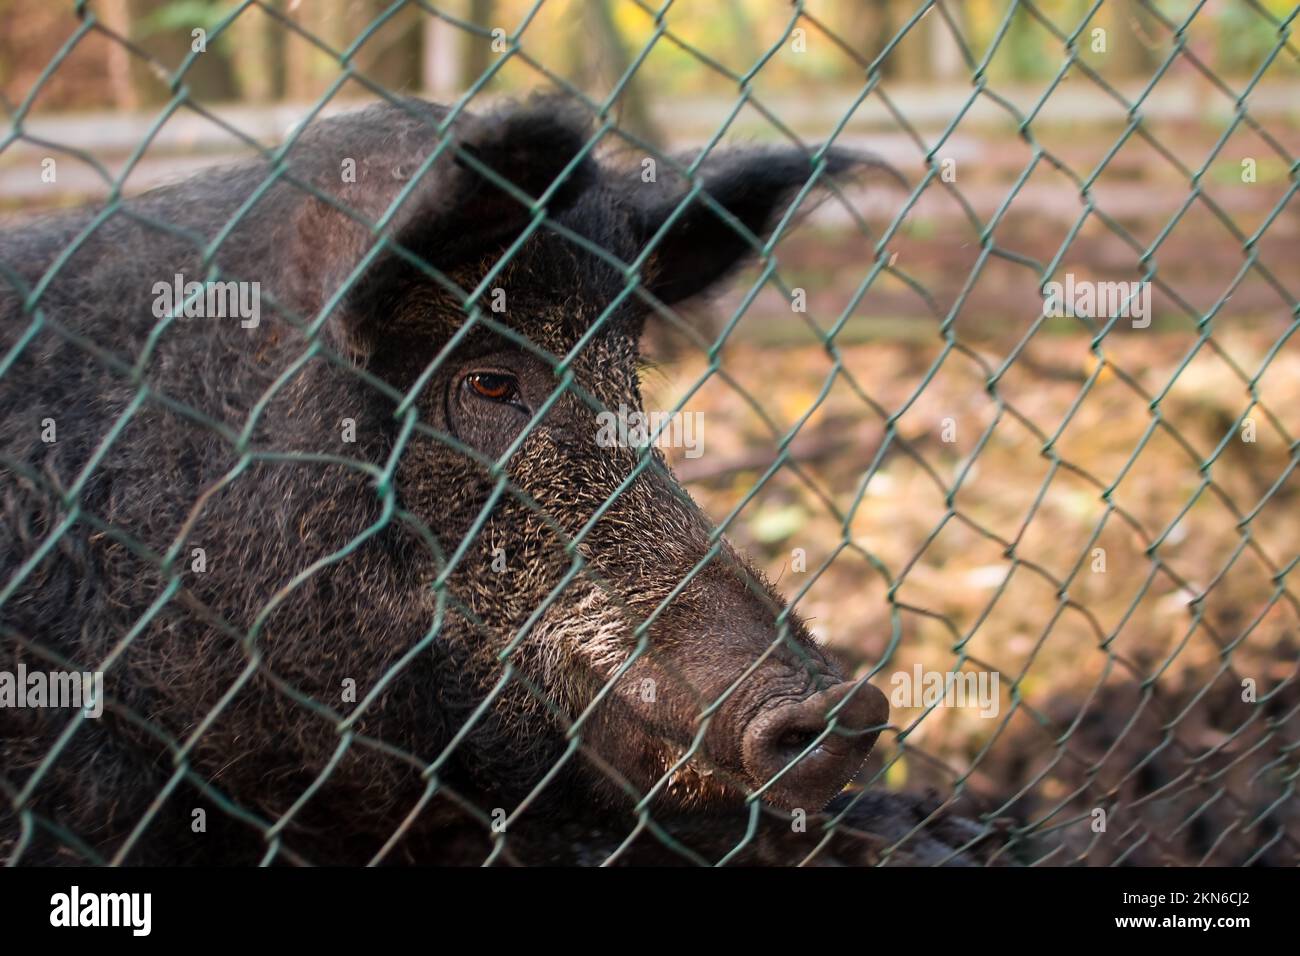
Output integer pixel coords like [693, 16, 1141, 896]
[1, 0, 1298, 866]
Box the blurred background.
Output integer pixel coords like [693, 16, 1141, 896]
[2, 0, 1298, 864]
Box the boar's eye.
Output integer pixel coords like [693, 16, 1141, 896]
[463, 371, 524, 409]
[448, 359, 536, 460]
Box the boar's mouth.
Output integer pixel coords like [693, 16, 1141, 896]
[738, 679, 890, 811]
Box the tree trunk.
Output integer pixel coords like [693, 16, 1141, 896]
[584, 0, 664, 147]
[1106, 0, 1160, 81]
[229, 0, 284, 103]
[98, 0, 140, 110]
[461, 0, 496, 90]
[423, 9, 462, 97]
[284, 0, 352, 102]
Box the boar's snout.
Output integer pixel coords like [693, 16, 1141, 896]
[741, 680, 890, 811]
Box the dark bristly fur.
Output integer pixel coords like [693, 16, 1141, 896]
[0, 95, 991, 865]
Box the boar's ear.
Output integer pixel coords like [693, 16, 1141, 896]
[391, 98, 598, 265]
[633, 147, 870, 306]
[288, 97, 595, 355]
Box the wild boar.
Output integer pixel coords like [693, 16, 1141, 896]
[0, 95, 977, 865]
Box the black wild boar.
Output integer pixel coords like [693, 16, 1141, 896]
[0, 95, 984, 864]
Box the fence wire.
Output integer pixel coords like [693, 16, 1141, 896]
[1, 0, 1299, 866]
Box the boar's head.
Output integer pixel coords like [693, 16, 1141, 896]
[280, 96, 892, 818]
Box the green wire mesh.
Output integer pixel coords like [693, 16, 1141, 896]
[1, 0, 1299, 866]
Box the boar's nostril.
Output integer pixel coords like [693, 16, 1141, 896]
[741, 680, 890, 811]
[776, 728, 823, 757]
